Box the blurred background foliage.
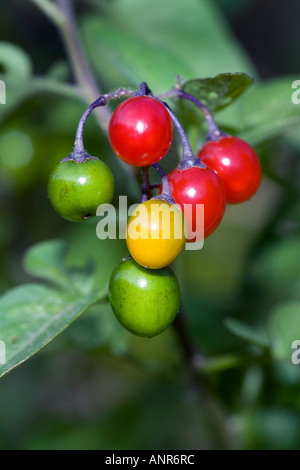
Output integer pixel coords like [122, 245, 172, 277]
[0, 0, 300, 450]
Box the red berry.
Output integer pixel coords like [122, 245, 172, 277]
[165, 166, 226, 241]
[198, 136, 262, 204]
[108, 96, 173, 167]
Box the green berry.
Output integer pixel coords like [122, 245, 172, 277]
[109, 259, 180, 338]
[48, 158, 114, 222]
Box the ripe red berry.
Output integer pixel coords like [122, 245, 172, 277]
[165, 166, 226, 241]
[197, 136, 262, 204]
[108, 96, 173, 167]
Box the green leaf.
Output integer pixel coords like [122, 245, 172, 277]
[224, 317, 270, 349]
[65, 225, 128, 295]
[64, 303, 129, 355]
[81, 19, 192, 93]
[24, 239, 73, 289]
[0, 239, 105, 378]
[24, 239, 96, 295]
[81, 0, 255, 92]
[182, 73, 254, 112]
[0, 283, 97, 378]
[268, 301, 300, 361]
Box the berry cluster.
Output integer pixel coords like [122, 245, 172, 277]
[48, 82, 262, 338]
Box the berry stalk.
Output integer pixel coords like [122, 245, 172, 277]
[161, 101, 205, 171]
[158, 87, 226, 142]
[177, 90, 226, 142]
[152, 162, 175, 205]
[63, 88, 135, 163]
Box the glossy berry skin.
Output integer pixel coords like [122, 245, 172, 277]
[166, 166, 226, 241]
[48, 158, 114, 222]
[126, 199, 187, 269]
[198, 136, 262, 204]
[108, 96, 173, 167]
[109, 259, 180, 337]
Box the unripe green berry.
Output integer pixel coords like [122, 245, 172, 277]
[109, 259, 180, 338]
[48, 158, 114, 222]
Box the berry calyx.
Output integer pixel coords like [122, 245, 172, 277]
[108, 96, 173, 167]
[126, 199, 187, 269]
[165, 166, 226, 241]
[198, 136, 262, 204]
[109, 259, 180, 337]
[48, 158, 114, 222]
